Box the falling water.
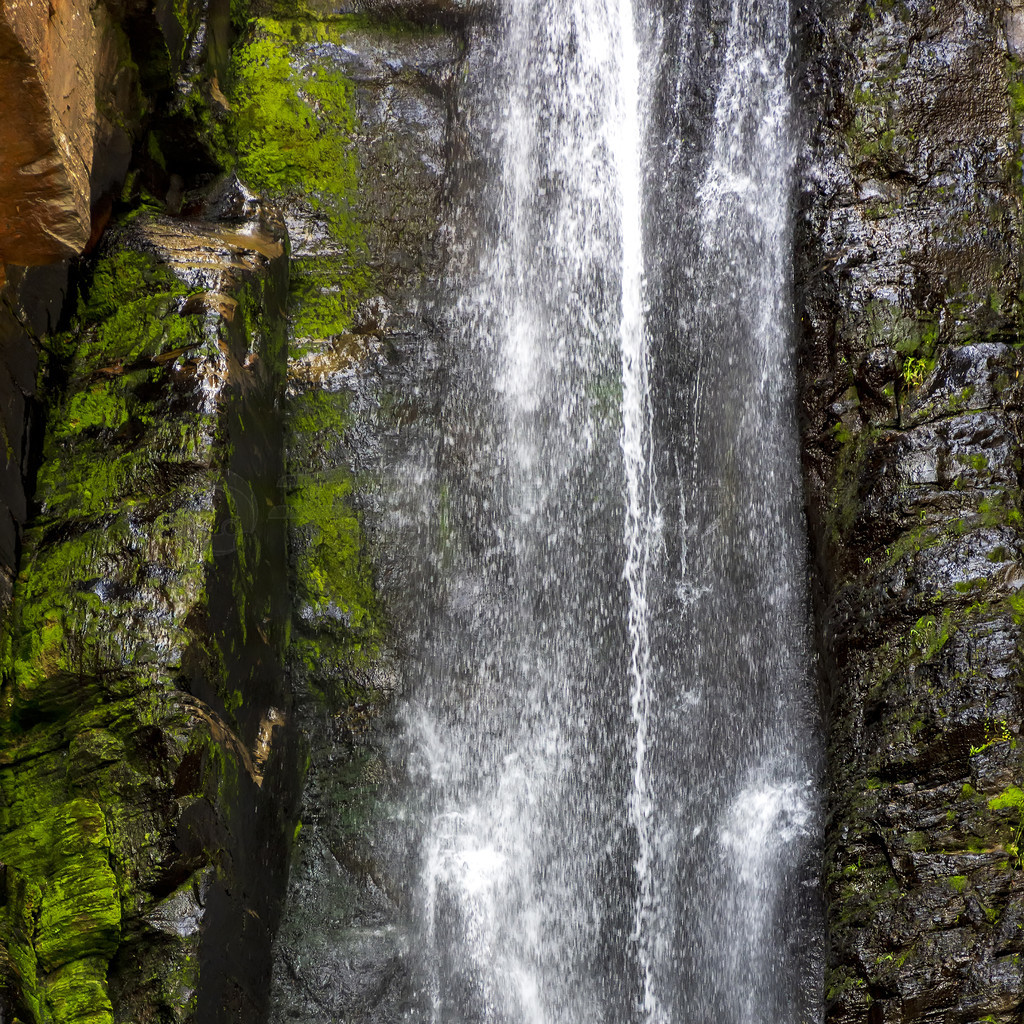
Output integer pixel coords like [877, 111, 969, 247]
[400, 0, 821, 1019]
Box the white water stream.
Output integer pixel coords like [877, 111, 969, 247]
[401, 0, 821, 1019]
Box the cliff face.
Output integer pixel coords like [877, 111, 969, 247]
[0, 0, 105, 263]
[251, 7, 465, 1018]
[796, 0, 1024, 1019]
[0, 0, 473, 1018]
[0, 2, 304, 1021]
[1, 200, 297, 1024]
[3, 0, 1024, 1019]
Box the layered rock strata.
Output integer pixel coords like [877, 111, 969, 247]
[797, 0, 1024, 1019]
[0, 0, 98, 263]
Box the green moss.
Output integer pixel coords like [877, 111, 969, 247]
[948, 874, 968, 893]
[906, 831, 928, 852]
[860, 300, 939, 359]
[290, 468, 381, 646]
[978, 491, 1023, 528]
[290, 257, 371, 343]
[61, 384, 132, 435]
[287, 386, 353, 472]
[231, 20, 359, 231]
[826, 425, 875, 547]
[883, 520, 940, 567]
[171, 85, 234, 173]
[231, 18, 376, 337]
[1010, 65, 1024, 127]
[2, 182, 292, 1017]
[988, 785, 1024, 812]
[79, 251, 187, 326]
[0, 800, 120, 1024]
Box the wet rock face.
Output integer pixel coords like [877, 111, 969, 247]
[0, 0, 96, 262]
[0, 265, 68, 635]
[796, 0, 1024, 1019]
[251, 11, 461, 1023]
[0, 0, 145, 265]
[347, 0, 493, 19]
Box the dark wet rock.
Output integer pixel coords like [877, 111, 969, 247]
[0, 264, 68, 637]
[796, 0, 1024, 1019]
[339, 0, 495, 22]
[257, 9, 459, 1023]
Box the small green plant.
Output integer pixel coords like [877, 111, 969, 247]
[970, 720, 1012, 756]
[1007, 825, 1024, 870]
[901, 356, 930, 389]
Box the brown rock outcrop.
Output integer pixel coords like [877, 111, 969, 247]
[0, 0, 96, 263]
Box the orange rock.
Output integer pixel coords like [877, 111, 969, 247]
[0, 0, 95, 263]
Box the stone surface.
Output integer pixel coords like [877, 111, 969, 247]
[252, 10, 460, 1023]
[0, 0, 96, 262]
[336, 0, 494, 19]
[0, 264, 68, 637]
[796, 0, 1024, 1019]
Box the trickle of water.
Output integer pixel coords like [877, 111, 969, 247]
[397, 0, 822, 1020]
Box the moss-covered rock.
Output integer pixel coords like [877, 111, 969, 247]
[252, 5, 457, 1020]
[0, 197, 296, 1024]
[797, 0, 1024, 1019]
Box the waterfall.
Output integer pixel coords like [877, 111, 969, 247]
[401, 0, 821, 1019]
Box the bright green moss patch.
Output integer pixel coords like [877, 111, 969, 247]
[287, 386, 353, 469]
[290, 256, 371, 344]
[231, 20, 362, 235]
[0, 800, 120, 1024]
[948, 874, 968, 892]
[231, 18, 374, 337]
[71, 252, 197, 372]
[80, 251, 180, 323]
[290, 468, 382, 648]
[35, 443, 171, 519]
[989, 786, 1024, 812]
[10, 509, 207, 703]
[44, 956, 115, 1024]
[61, 383, 131, 435]
[0, 865, 44, 1017]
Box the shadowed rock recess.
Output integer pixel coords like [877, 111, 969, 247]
[797, 0, 1024, 1019]
[1, 0, 1023, 1020]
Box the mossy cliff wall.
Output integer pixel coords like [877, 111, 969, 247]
[232, 5, 468, 1018]
[0, 1, 303, 1021]
[5, 0, 1024, 1020]
[1, 0, 468, 1019]
[0, 203, 297, 1024]
[796, 0, 1024, 1019]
